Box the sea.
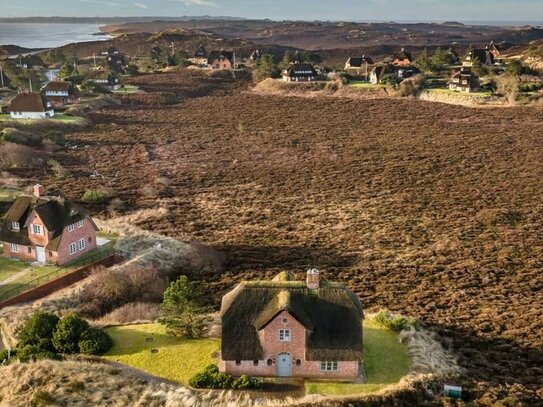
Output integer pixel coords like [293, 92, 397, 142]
[0, 23, 111, 50]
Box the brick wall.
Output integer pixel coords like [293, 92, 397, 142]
[56, 219, 97, 266]
[0, 255, 122, 309]
[3, 242, 36, 262]
[223, 310, 360, 380]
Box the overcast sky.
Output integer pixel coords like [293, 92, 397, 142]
[2, 0, 543, 22]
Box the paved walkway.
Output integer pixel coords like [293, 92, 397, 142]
[0, 268, 30, 286]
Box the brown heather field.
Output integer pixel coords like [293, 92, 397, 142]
[2, 70, 543, 404]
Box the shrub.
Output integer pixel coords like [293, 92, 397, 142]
[98, 302, 161, 325]
[17, 311, 60, 352]
[31, 390, 55, 407]
[17, 345, 57, 362]
[78, 328, 112, 355]
[79, 267, 166, 318]
[0, 348, 15, 364]
[52, 314, 90, 354]
[159, 275, 210, 338]
[0, 143, 44, 168]
[47, 159, 70, 178]
[374, 310, 418, 332]
[189, 364, 262, 390]
[44, 130, 66, 146]
[82, 189, 110, 204]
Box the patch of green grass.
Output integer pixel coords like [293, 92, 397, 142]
[349, 81, 385, 89]
[104, 323, 220, 385]
[0, 113, 85, 124]
[112, 85, 142, 94]
[0, 255, 28, 282]
[305, 318, 410, 396]
[0, 187, 22, 202]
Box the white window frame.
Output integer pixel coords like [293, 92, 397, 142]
[32, 224, 42, 235]
[320, 361, 338, 371]
[69, 243, 77, 255]
[78, 238, 85, 251]
[77, 220, 84, 228]
[68, 224, 75, 232]
[11, 221, 20, 231]
[278, 329, 291, 342]
[9, 243, 19, 252]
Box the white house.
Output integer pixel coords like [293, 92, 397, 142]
[9, 93, 55, 120]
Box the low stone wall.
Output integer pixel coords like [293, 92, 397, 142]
[0, 255, 123, 309]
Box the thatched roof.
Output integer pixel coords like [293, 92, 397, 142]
[9, 93, 51, 113]
[284, 63, 317, 78]
[0, 191, 97, 251]
[220, 272, 363, 361]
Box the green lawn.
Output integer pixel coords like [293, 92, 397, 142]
[112, 85, 142, 94]
[0, 239, 115, 300]
[0, 187, 22, 202]
[0, 255, 28, 282]
[305, 318, 411, 396]
[0, 113, 85, 124]
[349, 81, 385, 89]
[104, 324, 220, 384]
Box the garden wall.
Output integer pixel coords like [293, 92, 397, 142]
[0, 255, 123, 309]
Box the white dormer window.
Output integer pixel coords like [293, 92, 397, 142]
[33, 224, 42, 235]
[278, 329, 291, 342]
[11, 221, 20, 231]
[77, 220, 84, 228]
[320, 361, 338, 371]
[68, 224, 75, 232]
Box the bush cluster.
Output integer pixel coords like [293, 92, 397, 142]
[14, 311, 112, 362]
[189, 364, 262, 390]
[79, 267, 166, 318]
[82, 189, 110, 204]
[374, 310, 418, 332]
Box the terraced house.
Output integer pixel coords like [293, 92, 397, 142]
[0, 185, 98, 266]
[220, 269, 364, 379]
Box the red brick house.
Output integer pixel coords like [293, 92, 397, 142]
[0, 185, 98, 266]
[42, 81, 80, 106]
[392, 48, 413, 67]
[207, 51, 234, 70]
[219, 269, 364, 380]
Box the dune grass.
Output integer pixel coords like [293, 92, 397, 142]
[104, 323, 220, 385]
[0, 113, 84, 124]
[305, 318, 410, 396]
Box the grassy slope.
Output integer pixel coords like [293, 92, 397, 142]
[104, 323, 220, 385]
[305, 319, 410, 395]
[0, 187, 22, 202]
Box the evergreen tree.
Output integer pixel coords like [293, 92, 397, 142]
[159, 276, 210, 338]
[253, 54, 280, 82]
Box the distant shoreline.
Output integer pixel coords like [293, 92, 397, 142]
[0, 17, 541, 27]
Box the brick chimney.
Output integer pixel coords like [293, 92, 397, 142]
[33, 184, 45, 197]
[306, 268, 320, 289]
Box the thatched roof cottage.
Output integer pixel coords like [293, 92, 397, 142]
[0, 185, 98, 266]
[219, 269, 364, 379]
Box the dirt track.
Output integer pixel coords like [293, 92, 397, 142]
[16, 70, 543, 404]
